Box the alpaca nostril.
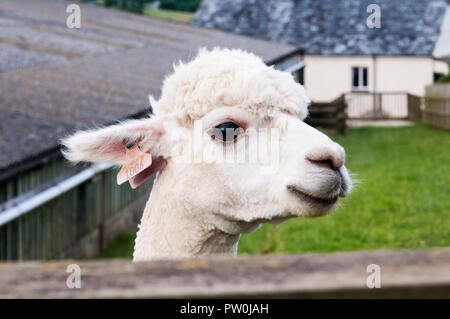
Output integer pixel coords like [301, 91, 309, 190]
[306, 147, 344, 170]
[307, 158, 335, 170]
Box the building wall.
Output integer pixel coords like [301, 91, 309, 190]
[303, 55, 449, 102]
[433, 59, 449, 74]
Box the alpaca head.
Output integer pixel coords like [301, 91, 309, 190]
[62, 48, 352, 237]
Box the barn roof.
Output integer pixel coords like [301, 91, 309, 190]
[192, 0, 448, 56]
[0, 0, 296, 175]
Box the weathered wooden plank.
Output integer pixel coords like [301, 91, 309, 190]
[425, 83, 450, 98]
[307, 96, 347, 134]
[30, 207, 36, 260]
[55, 195, 64, 258]
[10, 220, 18, 260]
[0, 225, 5, 260]
[0, 249, 448, 298]
[1, 226, 7, 260]
[0, 184, 6, 204]
[49, 205, 56, 259]
[39, 207, 45, 259]
[6, 180, 15, 201]
[421, 96, 450, 130]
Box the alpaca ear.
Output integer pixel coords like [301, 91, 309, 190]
[61, 117, 166, 188]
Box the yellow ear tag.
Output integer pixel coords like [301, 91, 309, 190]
[117, 144, 153, 186]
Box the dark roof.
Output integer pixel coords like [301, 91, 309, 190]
[0, 0, 295, 173]
[192, 0, 448, 56]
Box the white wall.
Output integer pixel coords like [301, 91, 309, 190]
[434, 59, 449, 74]
[303, 55, 449, 102]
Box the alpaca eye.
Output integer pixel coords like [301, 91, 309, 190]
[212, 122, 242, 142]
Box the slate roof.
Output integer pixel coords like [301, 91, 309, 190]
[0, 0, 295, 174]
[192, 0, 448, 56]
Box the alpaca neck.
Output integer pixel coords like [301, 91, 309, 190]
[133, 172, 241, 261]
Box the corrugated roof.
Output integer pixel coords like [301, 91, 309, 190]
[193, 0, 447, 56]
[0, 0, 296, 173]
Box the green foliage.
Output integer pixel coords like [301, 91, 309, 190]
[95, 125, 450, 259]
[437, 73, 450, 83]
[159, 0, 202, 12]
[436, 63, 450, 83]
[104, 0, 144, 14]
[91, 0, 201, 16]
[96, 233, 136, 259]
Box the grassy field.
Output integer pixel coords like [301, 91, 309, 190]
[143, 8, 194, 24]
[97, 124, 450, 259]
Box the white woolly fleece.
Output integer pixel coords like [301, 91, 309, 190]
[153, 48, 311, 122]
[61, 48, 352, 261]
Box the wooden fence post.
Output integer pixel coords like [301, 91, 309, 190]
[306, 94, 347, 135]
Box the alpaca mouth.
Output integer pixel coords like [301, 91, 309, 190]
[287, 185, 339, 206]
[287, 166, 350, 206]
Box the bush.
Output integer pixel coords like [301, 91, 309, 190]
[159, 0, 202, 12]
[101, 0, 201, 14]
[437, 73, 450, 83]
[104, 0, 144, 14]
[437, 63, 450, 83]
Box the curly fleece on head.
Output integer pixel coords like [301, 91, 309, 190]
[152, 48, 310, 123]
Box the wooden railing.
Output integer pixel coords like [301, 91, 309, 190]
[345, 92, 409, 120]
[425, 82, 450, 98]
[407, 93, 450, 130]
[306, 95, 347, 134]
[423, 97, 450, 130]
[407, 93, 422, 122]
[0, 248, 449, 298]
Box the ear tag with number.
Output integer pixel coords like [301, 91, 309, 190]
[117, 144, 153, 186]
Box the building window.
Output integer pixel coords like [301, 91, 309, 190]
[352, 67, 368, 91]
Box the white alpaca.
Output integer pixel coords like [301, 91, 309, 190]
[62, 48, 352, 261]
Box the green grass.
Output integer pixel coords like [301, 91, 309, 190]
[96, 233, 136, 259]
[97, 124, 450, 259]
[143, 8, 194, 24]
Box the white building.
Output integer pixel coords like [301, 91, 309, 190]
[193, 0, 450, 118]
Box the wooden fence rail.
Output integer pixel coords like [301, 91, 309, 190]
[407, 94, 450, 130]
[407, 94, 422, 122]
[423, 97, 450, 130]
[345, 92, 409, 120]
[306, 95, 347, 134]
[0, 248, 449, 298]
[425, 83, 450, 98]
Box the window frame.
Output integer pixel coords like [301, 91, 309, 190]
[352, 66, 369, 91]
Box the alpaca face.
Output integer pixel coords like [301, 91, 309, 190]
[62, 48, 352, 236]
[153, 107, 351, 235]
